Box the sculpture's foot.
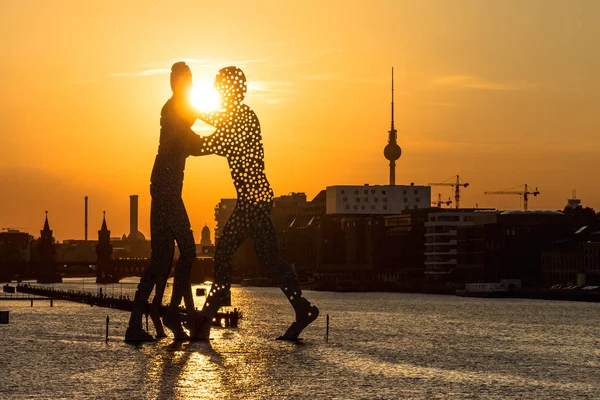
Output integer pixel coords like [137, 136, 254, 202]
[163, 308, 189, 341]
[150, 305, 167, 338]
[278, 303, 319, 341]
[187, 311, 213, 341]
[125, 326, 155, 343]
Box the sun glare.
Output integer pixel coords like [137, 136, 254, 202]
[190, 81, 221, 112]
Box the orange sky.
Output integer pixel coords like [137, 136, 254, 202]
[1, 0, 599, 240]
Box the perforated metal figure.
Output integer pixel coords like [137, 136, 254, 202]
[126, 62, 202, 342]
[189, 66, 319, 340]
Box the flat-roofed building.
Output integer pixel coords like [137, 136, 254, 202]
[326, 184, 431, 215]
[425, 211, 497, 280]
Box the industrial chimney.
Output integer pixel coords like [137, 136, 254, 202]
[129, 195, 138, 239]
[84, 196, 88, 241]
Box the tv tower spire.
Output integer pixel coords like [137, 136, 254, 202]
[383, 67, 401, 185]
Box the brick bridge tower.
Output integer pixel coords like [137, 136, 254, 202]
[37, 211, 62, 283]
[96, 212, 116, 283]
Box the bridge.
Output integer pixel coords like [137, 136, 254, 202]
[51, 257, 215, 284]
[18, 213, 216, 284]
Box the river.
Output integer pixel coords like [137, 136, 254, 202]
[1, 278, 599, 399]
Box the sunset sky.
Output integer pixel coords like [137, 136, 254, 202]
[1, 0, 599, 240]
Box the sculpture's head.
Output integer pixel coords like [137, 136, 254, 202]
[170, 62, 193, 98]
[214, 66, 247, 109]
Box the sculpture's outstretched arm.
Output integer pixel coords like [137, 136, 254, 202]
[196, 110, 226, 127]
[186, 127, 230, 157]
[185, 110, 232, 156]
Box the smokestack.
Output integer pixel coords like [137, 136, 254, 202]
[84, 196, 88, 241]
[129, 195, 138, 238]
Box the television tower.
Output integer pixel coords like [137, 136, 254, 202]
[383, 67, 401, 185]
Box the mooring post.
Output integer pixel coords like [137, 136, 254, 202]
[325, 314, 329, 341]
[50, 299, 53, 307]
[106, 316, 109, 342]
[30, 299, 33, 307]
[145, 313, 149, 332]
[0, 311, 9, 324]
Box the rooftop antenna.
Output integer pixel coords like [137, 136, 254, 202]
[391, 67, 394, 132]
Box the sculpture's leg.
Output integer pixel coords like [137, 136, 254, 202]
[150, 246, 174, 338]
[164, 198, 196, 340]
[253, 206, 319, 341]
[126, 199, 173, 342]
[190, 210, 247, 340]
[126, 264, 158, 342]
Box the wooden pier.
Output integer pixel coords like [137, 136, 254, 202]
[0, 293, 52, 301]
[10, 284, 240, 328]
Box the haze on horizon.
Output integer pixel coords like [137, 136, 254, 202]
[1, 0, 599, 240]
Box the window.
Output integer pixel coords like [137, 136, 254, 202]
[364, 198, 368, 202]
[382, 190, 387, 195]
[371, 190, 375, 194]
[361, 205, 366, 210]
[345, 205, 350, 210]
[416, 198, 420, 202]
[403, 198, 408, 203]
[356, 198, 360, 202]
[383, 198, 388, 203]
[383, 205, 388, 210]
[341, 190, 345, 194]
[405, 205, 410, 210]
[343, 197, 348, 202]
[414, 190, 418, 195]
[414, 205, 418, 209]
[403, 190, 407, 195]
[371, 205, 376, 210]
[364, 190, 368, 194]
[374, 198, 379, 202]
[354, 190, 359, 195]
[353, 205, 358, 210]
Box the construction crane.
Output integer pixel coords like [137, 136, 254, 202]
[484, 184, 540, 211]
[432, 193, 452, 208]
[428, 175, 469, 209]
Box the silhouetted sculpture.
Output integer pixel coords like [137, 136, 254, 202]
[188, 66, 319, 340]
[126, 62, 202, 342]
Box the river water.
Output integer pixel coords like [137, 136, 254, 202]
[1, 278, 599, 399]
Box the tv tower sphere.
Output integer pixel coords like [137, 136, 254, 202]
[384, 142, 401, 161]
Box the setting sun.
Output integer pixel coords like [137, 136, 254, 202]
[190, 81, 221, 112]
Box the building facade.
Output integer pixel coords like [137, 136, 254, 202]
[326, 184, 431, 215]
[0, 229, 31, 282]
[214, 199, 237, 241]
[424, 211, 497, 280]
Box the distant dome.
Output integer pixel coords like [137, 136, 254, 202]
[128, 231, 147, 241]
[501, 210, 563, 216]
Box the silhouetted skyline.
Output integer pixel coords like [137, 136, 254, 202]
[1, 1, 599, 241]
